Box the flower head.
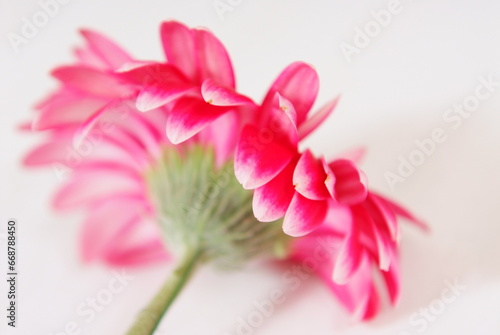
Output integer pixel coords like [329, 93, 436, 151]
[23, 20, 426, 324]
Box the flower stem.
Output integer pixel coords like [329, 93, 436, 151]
[126, 248, 203, 335]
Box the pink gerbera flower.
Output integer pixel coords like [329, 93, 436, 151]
[23, 20, 426, 334]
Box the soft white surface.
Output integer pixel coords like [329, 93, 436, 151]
[1, 0, 500, 334]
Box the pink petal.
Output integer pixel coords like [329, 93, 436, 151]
[104, 237, 168, 266]
[323, 201, 352, 235]
[322, 159, 336, 198]
[33, 90, 107, 130]
[353, 197, 394, 270]
[283, 193, 328, 237]
[288, 234, 355, 313]
[275, 93, 298, 125]
[72, 99, 162, 159]
[137, 87, 194, 112]
[329, 159, 368, 205]
[201, 79, 254, 106]
[369, 217, 392, 271]
[122, 63, 195, 112]
[78, 124, 152, 169]
[116, 61, 157, 72]
[381, 249, 401, 305]
[286, 227, 386, 319]
[374, 192, 429, 231]
[81, 196, 168, 266]
[160, 21, 198, 83]
[81, 195, 145, 262]
[366, 194, 399, 241]
[18, 121, 32, 131]
[193, 28, 235, 88]
[23, 127, 147, 173]
[23, 127, 82, 166]
[116, 109, 164, 158]
[197, 111, 241, 167]
[23, 141, 69, 167]
[103, 217, 168, 265]
[52, 168, 144, 210]
[77, 160, 143, 175]
[293, 150, 330, 200]
[72, 100, 117, 147]
[332, 232, 363, 284]
[337, 147, 367, 165]
[262, 62, 319, 125]
[74, 46, 109, 69]
[298, 96, 339, 140]
[252, 161, 296, 221]
[336, 254, 379, 320]
[51, 66, 132, 98]
[254, 93, 299, 148]
[235, 125, 294, 189]
[80, 29, 133, 69]
[166, 97, 231, 144]
[331, 253, 375, 320]
[162, 22, 235, 88]
[358, 283, 380, 320]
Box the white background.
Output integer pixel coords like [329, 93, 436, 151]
[1, 0, 500, 334]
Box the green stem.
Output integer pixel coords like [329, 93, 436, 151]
[126, 248, 203, 335]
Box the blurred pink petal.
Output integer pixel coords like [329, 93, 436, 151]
[32, 89, 108, 130]
[51, 65, 133, 98]
[298, 96, 339, 140]
[52, 165, 145, 210]
[79, 29, 133, 69]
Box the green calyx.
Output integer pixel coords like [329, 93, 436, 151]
[145, 144, 290, 269]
